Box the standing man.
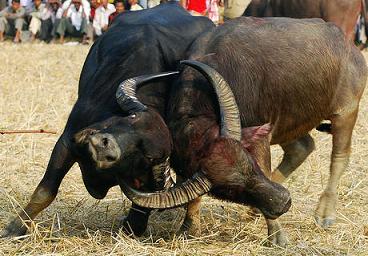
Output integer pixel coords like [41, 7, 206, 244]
[93, 0, 115, 37]
[0, 0, 25, 42]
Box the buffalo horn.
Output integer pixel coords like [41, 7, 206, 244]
[152, 157, 176, 190]
[180, 60, 241, 141]
[116, 71, 179, 114]
[121, 171, 212, 209]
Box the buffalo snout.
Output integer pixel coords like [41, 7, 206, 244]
[254, 180, 291, 219]
[87, 133, 122, 169]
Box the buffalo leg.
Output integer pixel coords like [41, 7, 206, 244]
[121, 204, 151, 236]
[315, 110, 358, 228]
[249, 140, 288, 247]
[0, 138, 75, 237]
[272, 134, 315, 183]
[265, 218, 288, 248]
[178, 197, 201, 236]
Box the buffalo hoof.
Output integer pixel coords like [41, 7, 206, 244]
[0, 219, 28, 238]
[315, 191, 337, 229]
[314, 216, 335, 229]
[266, 229, 289, 248]
[177, 217, 201, 237]
[120, 216, 148, 237]
[119, 205, 150, 237]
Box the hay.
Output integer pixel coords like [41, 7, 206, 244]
[1, 42, 368, 255]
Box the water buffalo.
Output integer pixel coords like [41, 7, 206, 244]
[243, 0, 368, 44]
[0, 2, 215, 238]
[119, 17, 367, 246]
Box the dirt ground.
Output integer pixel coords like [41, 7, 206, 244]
[0, 42, 368, 255]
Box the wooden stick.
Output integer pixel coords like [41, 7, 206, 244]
[0, 129, 57, 135]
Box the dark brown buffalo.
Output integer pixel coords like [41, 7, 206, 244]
[119, 17, 367, 247]
[243, 0, 367, 43]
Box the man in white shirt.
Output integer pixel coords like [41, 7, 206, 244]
[0, 0, 25, 42]
[28, 0, 46, 41]
[129, 0, 143, 11]
[38, 0, 62, 42]
[92, 0, 115, 37]
[56, 0, 91, 44]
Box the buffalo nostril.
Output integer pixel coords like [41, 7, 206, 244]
[105, 155, 116, 162]
[102, 137, 109, 147]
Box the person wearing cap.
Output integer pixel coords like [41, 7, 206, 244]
[56, 0, 91, 44]
[0, 0, 25, 42]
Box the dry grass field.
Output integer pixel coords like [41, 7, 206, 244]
[1, 42, 368, 255]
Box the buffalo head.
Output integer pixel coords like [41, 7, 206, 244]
[73, 73, 179, 188]
[118, 60, 291, 219]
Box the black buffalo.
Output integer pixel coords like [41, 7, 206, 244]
[1, 2, 214, 238]
[119, 17, 367, 246]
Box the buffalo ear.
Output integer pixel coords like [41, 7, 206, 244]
[241, 123, 272, 151]
[74, 128, 99, 144]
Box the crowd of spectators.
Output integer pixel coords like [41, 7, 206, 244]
[0, 0, 223, 44]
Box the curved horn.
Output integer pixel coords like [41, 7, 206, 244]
[116, 71, 179, 114]
[152, 157, 176, 190]
[121, 171, 212, 209]
[180, 60, 241, 141]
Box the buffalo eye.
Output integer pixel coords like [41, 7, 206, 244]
[129, 114, 137, 120]
[102, 137, 109, 147]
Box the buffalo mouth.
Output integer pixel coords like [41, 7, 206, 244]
[259, 196, 292, 219]
[128, 176, 149, 190]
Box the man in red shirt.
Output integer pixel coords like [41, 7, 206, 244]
[89, 0, 100, 23]
[180, 0, 206, 16]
